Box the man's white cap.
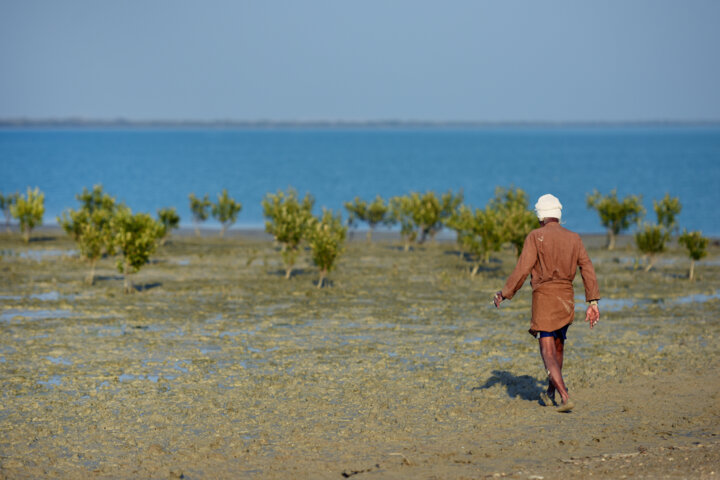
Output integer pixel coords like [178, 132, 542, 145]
[535, 194, 562, 221]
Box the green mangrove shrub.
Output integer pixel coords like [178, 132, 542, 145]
[189, 193, 212, 236]
[446, 204, 504, 276]
[409, 191, 442, 244]
[418, 190, 463, 243]
[388, 194, 418, 251]
[308, 209, 347, 288]
[344, 195, 389, 242]
[0, 191, 19, 232]
[11, 187, 45, 243]
[635, 223, 669, 272]
[387, 190, 463, 249]
[262, 188, 315, 279]
[632, 193, 682, 272]
[112, 207, 163, 293]
[445, 204, 474, 258]
[491, 186, 537, 257]
[77, 184, 116, 213]
[345, 197, 367, 234]
[212, 189, 242, 237]
[587, 189, 645, 250]
[59, 185, 118, 285]
[678, 229, 708, 281]
[653, 193, 682, 233]
[157, 207, 180, 245]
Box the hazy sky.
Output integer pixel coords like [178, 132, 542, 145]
[2, 0, 720, 122]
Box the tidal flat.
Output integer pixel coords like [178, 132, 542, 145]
[1, 230, 718, 479]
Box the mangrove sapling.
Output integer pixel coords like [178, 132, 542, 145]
[344, 197, 368, 239]
[679, 229, 708, 281]
[654, 193, 682, 233]
[157, 207, 180, 245]
[587, 189, 645, 250]
[408, 190, 463, 244]
[212, 189, 242, 237]
[112, 207, 163, 293]
[635, 223, 669, 272]
[491, 186, 536, 256]
[77, 185, 116, 213]
[389, 195, 418, 251]
[60, 186, 116, 241]
[445, 205, 474, 259]
[366, 195, 390, 242]
[59, 187, 118, 285]
[344, 195, 389, 242]
[308, 209, 347, 288]
[446, 205, 503, 276]
[434, 190, 464, 242]
[73, 209, 116, 284]
[411, 191, 439, 244]
[0, 191, 19, 232]
[10, 187, 45, 243]
[189, 193, 212, 236]
[262, 188, 315, 279]
[472, 206, 504, 274]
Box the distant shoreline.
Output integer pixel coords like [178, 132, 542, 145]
[2, 118, 720, 129]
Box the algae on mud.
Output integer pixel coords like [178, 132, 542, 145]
[1, 229, 719, 479]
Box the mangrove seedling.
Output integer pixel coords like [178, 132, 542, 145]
[308, 208, 347, 288]
[262, 188, 315, 279]
[491, 186, 537, 257]
[59, 186, 118, 285]
[587, 189, 645, 250]
[112, 207, 163, 293]
[211, 189, 242, 237]
[77, 185, 117, 213]
[189, 193, 212, 236]
[654, 193, 682, 234]
[344, 195, 389, 242]
[388, 194, 418, 251]
[635, 223, 669, 272]
[344, 197, 367, 237]
[678, 229, 708, 281]
[0, 191, 19, 232]
[11, 187, 45, 243]
[446, 204, 504, 276]
[157, 207, 180, 245]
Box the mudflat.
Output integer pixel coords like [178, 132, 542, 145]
[1, 230, 718, 479]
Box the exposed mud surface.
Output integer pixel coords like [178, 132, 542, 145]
[1, 230, 718, 479]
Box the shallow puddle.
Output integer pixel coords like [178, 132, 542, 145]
[575, 290, 719, 311]
[17, 249, 77, 260]
[0, 308, 76, 322]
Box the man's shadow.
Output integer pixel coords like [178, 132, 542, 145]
[472, 370, 545, 401]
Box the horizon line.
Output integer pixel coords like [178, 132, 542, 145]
[2, 117, 720, 128]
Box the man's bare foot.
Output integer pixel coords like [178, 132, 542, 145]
[556, 398, 575, 413]
[539, 391, 556, 406]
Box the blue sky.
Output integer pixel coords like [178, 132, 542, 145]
[2, 0, 719, 122]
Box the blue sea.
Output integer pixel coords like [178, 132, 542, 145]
[1, 126, 719, 236]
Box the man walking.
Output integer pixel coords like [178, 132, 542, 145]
[494, 194, 600, 412]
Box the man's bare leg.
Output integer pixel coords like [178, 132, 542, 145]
[539, 337, 572, 410]
[546, 336, 565, 400]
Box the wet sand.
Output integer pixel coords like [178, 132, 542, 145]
[1, 230, 718, 479]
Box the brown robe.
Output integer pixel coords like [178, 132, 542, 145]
[500, 221, 600, 334]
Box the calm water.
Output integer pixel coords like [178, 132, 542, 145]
[1, 126, 719, 235]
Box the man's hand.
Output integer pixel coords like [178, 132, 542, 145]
[493, 291, 504, 308]
[585, 304, 600, 328]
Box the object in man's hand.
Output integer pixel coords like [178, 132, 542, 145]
[494, 291, 504, 308]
